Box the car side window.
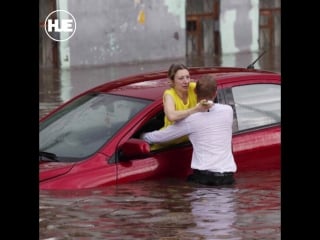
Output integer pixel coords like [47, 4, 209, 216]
[133, 111, 165, 139]
[232, 83, 280, 131]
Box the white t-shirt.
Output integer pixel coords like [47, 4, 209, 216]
[142, 104, 237, 173]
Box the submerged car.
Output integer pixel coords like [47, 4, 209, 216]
[39, 66, 281, 190]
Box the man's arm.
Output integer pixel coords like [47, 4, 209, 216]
[141, 120, 190, 144]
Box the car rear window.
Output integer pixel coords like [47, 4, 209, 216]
[232, 83, 280, 131]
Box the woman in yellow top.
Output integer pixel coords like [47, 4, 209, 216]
[151, 63, 211, 150]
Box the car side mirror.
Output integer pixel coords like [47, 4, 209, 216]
[119, 138, 151, 160]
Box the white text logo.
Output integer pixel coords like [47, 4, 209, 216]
[44, 10, 76, 41]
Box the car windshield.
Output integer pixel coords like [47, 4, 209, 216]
[39, 93, 150, 162]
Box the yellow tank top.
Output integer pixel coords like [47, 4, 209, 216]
[151, 82, 197, 150]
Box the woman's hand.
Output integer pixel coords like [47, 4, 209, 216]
[196, 99, 214, 112]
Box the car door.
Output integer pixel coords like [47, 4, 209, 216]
[219, 75, 281, 171]
[114, 101, 194, 183]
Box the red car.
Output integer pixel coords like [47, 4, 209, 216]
[39, 66, 281, 190]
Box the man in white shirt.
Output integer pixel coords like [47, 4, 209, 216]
[141, 75, 237, 186]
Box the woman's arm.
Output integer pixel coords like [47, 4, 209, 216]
[163, 94, 210, 122]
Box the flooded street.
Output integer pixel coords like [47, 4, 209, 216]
[39, 48, 281, 239]
[40, 170, 280, 240]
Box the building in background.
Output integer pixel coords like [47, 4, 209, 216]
[39, 0, 280, 69]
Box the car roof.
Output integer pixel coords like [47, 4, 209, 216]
[90, 67, 280, 100]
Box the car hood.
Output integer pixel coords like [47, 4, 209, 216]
[39, 162, 75, 182]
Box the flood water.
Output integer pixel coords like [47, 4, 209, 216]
[39, 48, 281, 239]
[40, 170, 280, 240]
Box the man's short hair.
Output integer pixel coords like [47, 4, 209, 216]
[195, 75, 217, 99]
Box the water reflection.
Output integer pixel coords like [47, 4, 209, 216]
[186, 187, 239, 239]
[40, 170, 280, 240]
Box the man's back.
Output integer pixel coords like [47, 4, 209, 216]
[180, 103, 236, 173]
